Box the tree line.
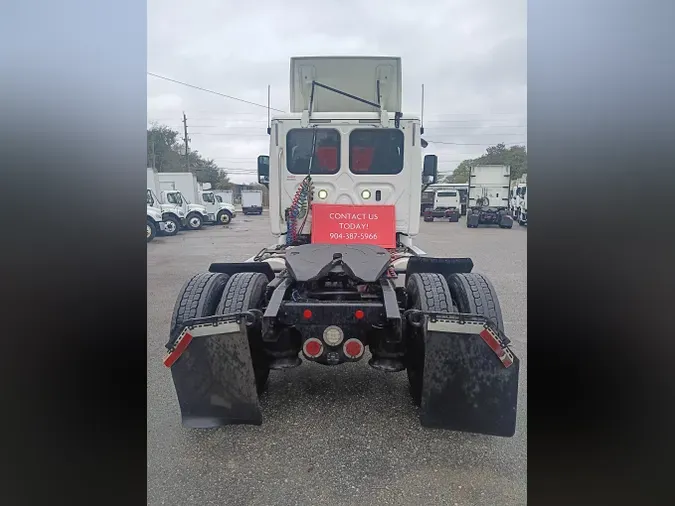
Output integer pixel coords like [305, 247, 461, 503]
[443, 143, 527, 183]
[147, 123, 232, 189]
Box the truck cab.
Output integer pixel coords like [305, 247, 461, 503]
[162, 190, 209, 230]
[146, 187, 184, 236]
[199, 184, 237, 225]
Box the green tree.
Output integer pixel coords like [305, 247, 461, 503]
[444, 144, 527, 183]
[147, 124, 231, 187]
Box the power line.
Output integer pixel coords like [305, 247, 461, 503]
[147, 72, 285, 113]
[426, 140, 527, 146]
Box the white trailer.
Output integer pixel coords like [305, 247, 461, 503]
[146, 168, 184, 236]
[241, 189, 263, 215]
[466, 165, 513, 228]
[158, 173, 210, 230]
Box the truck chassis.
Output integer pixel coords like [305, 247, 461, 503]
[164, 242, 519, 437]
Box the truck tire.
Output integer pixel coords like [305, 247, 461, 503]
[405, 273, 453, 405]
[217, 210, 232, 225]
[217, 272, 271, 393]
[186, 212, 203, 230]
[446, 273, 504, 332]
[147, 219, 157, 242]
[162, 215, 179, 236]
[170, 272, 231, 335]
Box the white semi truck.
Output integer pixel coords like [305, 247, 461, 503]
[518, 185, 527, 226]
[466, 165, 513, 228]
[158, 173, 211, 230]
[146, 168, 185, 236]
[241, 189, 263, 215]
[163, 56, 519, 438]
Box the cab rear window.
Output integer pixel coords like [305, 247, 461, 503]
[286, 128, 340, 174]
[349, 129, 404, 175]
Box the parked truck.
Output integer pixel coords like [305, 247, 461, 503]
[422, 189, 460, 222]
[215, 190, 234, 205]
[518, 185, 527, 226]
[147, 204, 167, 242]
[162, 56, 519, 437]
[158, 173, 211, 230]
[421, 183, 468, 216]
[146, 168, 185, 236]
[241, 189, 264, 215]
[198, 183, 237, 225]
[466, 165, 513, 228]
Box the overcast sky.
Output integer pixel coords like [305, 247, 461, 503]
[148, 0, 526, 184]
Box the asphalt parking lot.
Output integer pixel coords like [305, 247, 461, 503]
[147, 212, 527, 506]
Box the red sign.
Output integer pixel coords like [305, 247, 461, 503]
[311, 204, 396, 248]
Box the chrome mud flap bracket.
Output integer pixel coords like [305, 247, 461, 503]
[163, 312, 263, 428]
[406, 310, 520, 437]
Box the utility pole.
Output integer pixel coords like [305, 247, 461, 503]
[150, 140, 156, 170]
[182, 112, 190, 171]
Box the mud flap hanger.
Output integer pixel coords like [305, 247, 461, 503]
[403, 309, 515, 368]
[163, 310, 262, 368]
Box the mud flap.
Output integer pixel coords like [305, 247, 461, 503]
[419, 319, 520, 437]
[467, 213, 480, 227]
[165, 319, 262, 428]
[500, 214, 514, 227]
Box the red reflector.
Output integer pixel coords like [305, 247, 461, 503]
[304, 339, 323, 358]
[354, 309, 365, 320]
[163, 332, 194, 368]
[344, 339, 364, 359]
[303, 309, 312, 319]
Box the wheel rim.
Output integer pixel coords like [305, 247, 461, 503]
[220, 213, 230, 224]
[147, 225, 151, 238]
[165, 221, 176, 233]
[189, 217, 201, 228]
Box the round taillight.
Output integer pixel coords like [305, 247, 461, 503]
[343, 339, 364, 359]
[354, 309, 365, 320]
[303, 309, 312, 320]
[303, 338, 323, 358]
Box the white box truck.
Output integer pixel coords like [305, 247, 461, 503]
[198, 183, 237, 225]
[215, 190, 233, 205]
[146, 168, 185, 236]
[466, 165, 513, 228]
[158, 173, 211, 230]
[241, 189, 263, 215]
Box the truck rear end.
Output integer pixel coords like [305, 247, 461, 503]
[162, 56, 520, 437]
[467, 165, 513, 228]
[241, 190, 263, 215]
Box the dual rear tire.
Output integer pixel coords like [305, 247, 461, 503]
[405, 272, 505, 405]
[170, 271, 271, 393]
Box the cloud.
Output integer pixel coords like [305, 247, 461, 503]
[148, 0, 526, 183]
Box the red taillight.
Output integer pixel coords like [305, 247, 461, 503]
[343, 339, 364, 359]
[354, 309, 365, 320]
[303, 338, 323, 358]
[303, 309, 312, 320]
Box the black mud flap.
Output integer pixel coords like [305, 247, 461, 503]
[165, 318, 261, 428]
[419, 318, 520, 437]
[500, 214, 514, 227]
[467, 213, 480, 227]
